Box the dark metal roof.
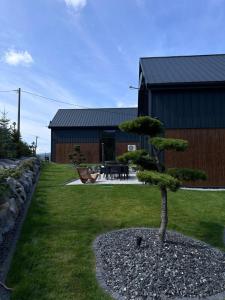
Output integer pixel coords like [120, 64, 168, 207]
[140, 54, 225, 86]
[49, 107, 137, 128]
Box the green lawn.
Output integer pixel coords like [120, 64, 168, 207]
[7, 163, 225, 300]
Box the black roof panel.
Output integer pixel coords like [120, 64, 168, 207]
[49, 107, 137, 128]
[140, 54, 225, 86]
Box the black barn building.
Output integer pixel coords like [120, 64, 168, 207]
[138, 54, 225, 187]
[49, 108, 139, 163]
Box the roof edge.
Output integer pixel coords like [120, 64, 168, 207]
[140, 53, 225, 60]
[48, 125, 120, 129]
[56, 107, 137, 111]
[147, 80, 225, 89]
[139, 58, 148, 87]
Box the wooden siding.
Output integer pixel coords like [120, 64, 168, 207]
[51, 127, 140, 162]
[54, 141, 140, 163]
[116, 142, 140, 157]
[165, 129, 225, 187]
[55, 143, 100, 163]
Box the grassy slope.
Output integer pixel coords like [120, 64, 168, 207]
[7, 163, 225, 300]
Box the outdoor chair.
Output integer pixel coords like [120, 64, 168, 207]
[76, 167, 99, 184]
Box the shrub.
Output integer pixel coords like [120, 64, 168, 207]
[167, 168, 207, 182]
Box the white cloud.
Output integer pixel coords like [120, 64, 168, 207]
[116, 100, 137, 108]
[117, 45, 125, 55]
[64, 0, 87, 11]
[3, 49, 33, 66]
[135, 0, 146, 8]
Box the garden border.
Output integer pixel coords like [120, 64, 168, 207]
[0, 169, 40, 299]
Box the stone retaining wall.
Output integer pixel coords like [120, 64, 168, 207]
[0, 157, 40, 299]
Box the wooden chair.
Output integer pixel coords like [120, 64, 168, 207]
[76, 167, 99, 184]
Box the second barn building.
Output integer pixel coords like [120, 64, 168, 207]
[49, 107, 139, 163]
[138, 54, 225, 187]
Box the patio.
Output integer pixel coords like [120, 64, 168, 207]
[67, 172, 142, 185]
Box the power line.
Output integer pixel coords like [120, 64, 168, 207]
[22, 90, 84, 108]
[22, 89, 136, 117]
[0, 88, 137, 118]
[0, 90, 17, 93]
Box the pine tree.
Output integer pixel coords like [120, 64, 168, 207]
[118, 116, 207, 242]
[0, 110, 13, 158]
[11, 125, 32, 158]
[0, 113, 32, 158]
[68, 145, 86, 166]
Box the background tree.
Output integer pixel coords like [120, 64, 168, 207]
[68, 145, 86, 166]
[0, 112, 32, 158]
[0, 110, 13, 158]
[118, 116, 206, 242]
[11, 124, 31, 157]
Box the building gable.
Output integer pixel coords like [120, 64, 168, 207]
[140, 54, 225, 87]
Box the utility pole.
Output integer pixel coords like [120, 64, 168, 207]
[35, 136, 38, 154]
[17, 88, 21, 136]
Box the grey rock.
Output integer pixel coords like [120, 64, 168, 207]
[0, 203, 15, 235]
[94, 228, 225, 300]
[7, 178, 26, 205]
[0, 283, 11, 300]
[19, 176, 31, 193]
[8, 198, 19, 217]
[19, 172, 33, 191]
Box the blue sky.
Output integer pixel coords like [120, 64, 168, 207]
[1, 0, 225, 153]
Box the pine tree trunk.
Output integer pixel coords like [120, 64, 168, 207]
[159, 187, 168, 242]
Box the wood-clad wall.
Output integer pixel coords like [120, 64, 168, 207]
[51, 128, 140, 163]
[165, 129, 225, 187]
[116, 142, 140, 157]
[55, 142, 140, 163]
[55, 143, 100, 163]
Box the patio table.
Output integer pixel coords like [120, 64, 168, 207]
[104, 164, 129, 180]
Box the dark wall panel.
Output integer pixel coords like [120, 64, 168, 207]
[52, 128, 100, 143]
[116, 130, 140, 142]
[52, 128, 139, 143]
[165, 129, 225, 187]
[138, 87, 149, 116]
[152, 88, 225, 128]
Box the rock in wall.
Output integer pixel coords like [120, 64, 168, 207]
[0, 157, 40, 299]
[0, 158, 40, 246]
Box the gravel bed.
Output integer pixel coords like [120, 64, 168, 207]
[93, 228, 225, 300]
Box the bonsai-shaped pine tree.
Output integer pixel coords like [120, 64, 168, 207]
[118, 116, 207, 242]
[68, 145, 86, 167]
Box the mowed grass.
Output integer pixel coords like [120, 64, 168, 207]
[7, 163, 225, 300]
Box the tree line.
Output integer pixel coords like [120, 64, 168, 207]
[0, 111, 33, 159]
